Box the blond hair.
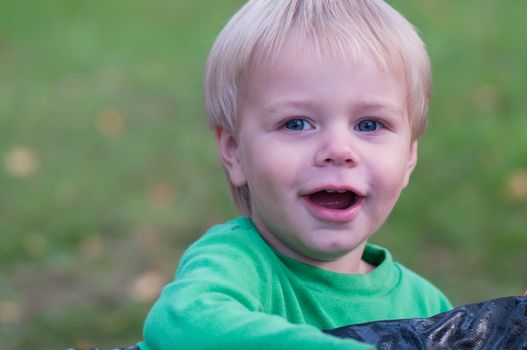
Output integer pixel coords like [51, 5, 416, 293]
[205, 0, 431, 215]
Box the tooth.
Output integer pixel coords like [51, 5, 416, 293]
[337, 190, 346, 193]
[325, 189, 335, 193]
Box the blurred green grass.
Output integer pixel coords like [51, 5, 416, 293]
[1, 1, 526, 349]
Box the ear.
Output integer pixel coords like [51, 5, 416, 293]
[215, 127, 247, 187]
[402, 141, 418, 188]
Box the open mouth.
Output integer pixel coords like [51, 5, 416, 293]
[307, 189, 359, 210]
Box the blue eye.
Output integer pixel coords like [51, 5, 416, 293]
[284, 118, 313, 131]
[355, 119, 380, 132]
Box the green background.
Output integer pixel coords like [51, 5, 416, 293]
[1, 1, 526, 349]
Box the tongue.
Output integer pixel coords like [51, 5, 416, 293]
[308, 191, 354, 210]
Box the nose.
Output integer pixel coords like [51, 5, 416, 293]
[314, 128, 357, 167]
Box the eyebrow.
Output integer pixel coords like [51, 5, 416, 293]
[352, 99, 405, 118]
[261, 100, 317, 116]
[262, 99, 405, 118]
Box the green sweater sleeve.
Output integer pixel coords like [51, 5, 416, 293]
[140, 279, 372, 350]
[139, 224, 374, 350]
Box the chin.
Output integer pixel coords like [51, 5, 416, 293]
[308, 243, 357, 260]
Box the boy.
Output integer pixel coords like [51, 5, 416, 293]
[139, 0, 452, 349]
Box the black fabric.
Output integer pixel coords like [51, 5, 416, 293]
[324, 296, 527, 349]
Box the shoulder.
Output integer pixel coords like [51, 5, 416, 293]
[364, 244, 452, 316]
[177, 216, 277, 281]
[181, 216, 269, 261]
[192, 216, 262, 247]
[394, 261, 453, 315]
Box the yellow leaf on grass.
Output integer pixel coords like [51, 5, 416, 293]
[96, 107, 125, 138]
[129, 270, 165, 303]
[508, 169, 527, 200]
[0, 301, 23, 324]
[149, 183, 176, 210]
[5, 147, 39, 177]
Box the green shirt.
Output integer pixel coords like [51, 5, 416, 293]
[139, 217, 451, 350]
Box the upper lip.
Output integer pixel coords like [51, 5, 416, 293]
[302, 185, 365, 197]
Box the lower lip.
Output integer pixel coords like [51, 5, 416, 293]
[302, 196, 363, 223]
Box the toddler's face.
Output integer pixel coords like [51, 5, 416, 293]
[219, 37, 417, 273]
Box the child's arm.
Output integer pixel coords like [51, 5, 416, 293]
[139, 234, 374, 350]
[141, 280, 372, 350]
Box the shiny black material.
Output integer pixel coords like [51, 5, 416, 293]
[324, 296, 527, 349]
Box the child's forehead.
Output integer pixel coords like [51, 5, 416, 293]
[240, 43, 408, 118]
[246, 28, 403, 81]
[242, 35, 404, 93]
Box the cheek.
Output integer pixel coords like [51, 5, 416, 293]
[369, 153, 411, 209]
[241, 148, 288, 194]
[380, 165, 408, 197]
[373, 144, 413, 186]
[244, 152, 306, 217]
[243, 143, 297, 182]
